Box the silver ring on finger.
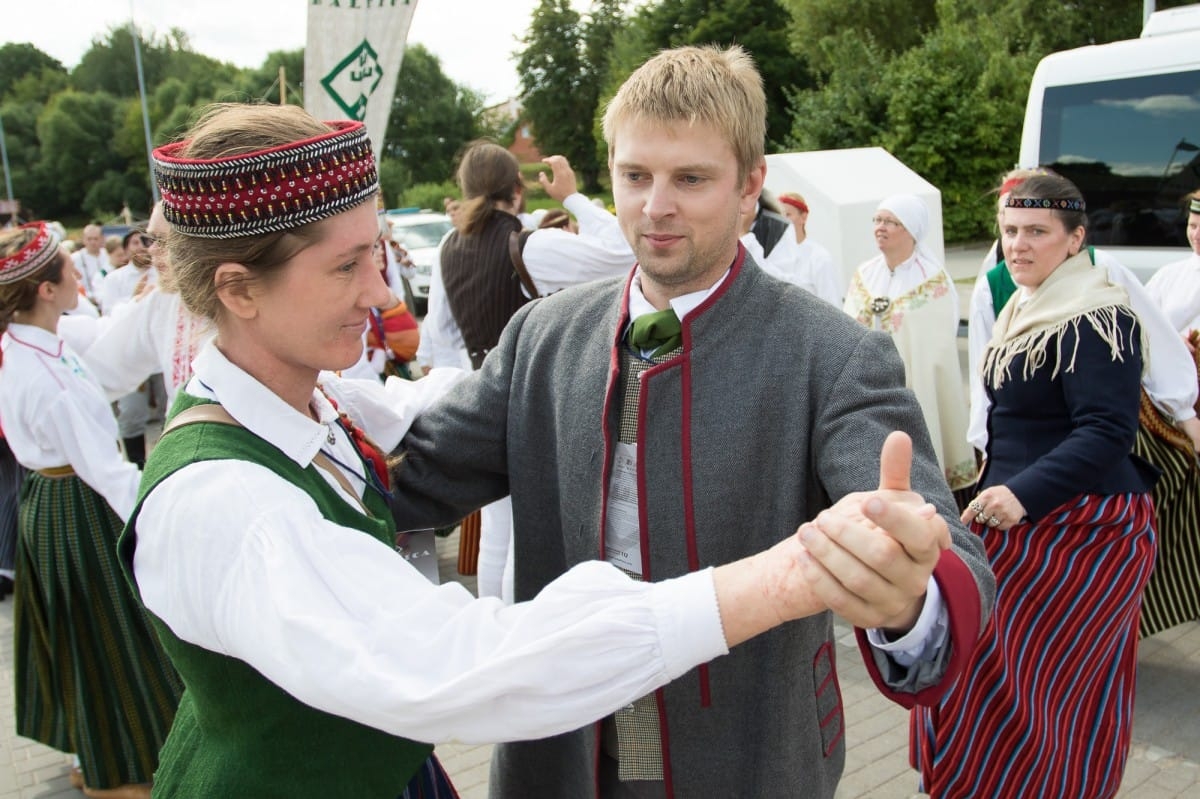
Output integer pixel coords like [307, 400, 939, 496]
[969, 500, 984, 513]
[975, 513, 988, 525]
[987, 515, 1001, 528]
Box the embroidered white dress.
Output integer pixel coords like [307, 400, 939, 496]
[845, 254, 976, 490]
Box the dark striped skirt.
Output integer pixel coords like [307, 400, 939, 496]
[14, 472, 182, 789]
[0, 438, 24, 574]
[911, 492, 1156, 799]
[1133, 423, 1200, 637]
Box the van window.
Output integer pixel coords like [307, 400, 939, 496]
[1038, 70, 1200, 248]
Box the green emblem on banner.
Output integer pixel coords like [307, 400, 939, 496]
[320, 40, 384, 120]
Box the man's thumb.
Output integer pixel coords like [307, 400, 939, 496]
[878, 431, 913, 492]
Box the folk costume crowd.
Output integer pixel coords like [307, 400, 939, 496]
[0, 40, 1195, 799]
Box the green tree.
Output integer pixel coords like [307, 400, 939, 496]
[516, 0, 602, 190]
[71, 25, 175, 98]
[35, 90, 129, 218]
[227, 49, 307, 105]
[383, 44, 485, 186]
[629, 0, 809, 149]
[0, 102, 54, 216]
[783, 0, 937, 73]
[880, 18, 1040, 240]
[0, 43, 65, 102]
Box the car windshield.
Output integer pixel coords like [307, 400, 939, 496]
[393, 220, 453, 249]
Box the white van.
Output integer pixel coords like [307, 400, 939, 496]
[1018, 4, 1200, 281]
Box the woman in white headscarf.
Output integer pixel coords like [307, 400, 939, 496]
[844, 194, 976, 502]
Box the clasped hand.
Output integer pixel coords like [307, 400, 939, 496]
[785, 432, 950, 633]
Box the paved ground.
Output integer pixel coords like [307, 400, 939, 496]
[3, 244, 1199, 796]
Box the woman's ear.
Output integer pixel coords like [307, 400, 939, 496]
[1067, 226, 1086, 256]
[35, 280, 58, 303]
[213, 262, 258, 320]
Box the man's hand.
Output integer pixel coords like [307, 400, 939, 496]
[538, 155, 579, 203]
[795, 432, 948, 632]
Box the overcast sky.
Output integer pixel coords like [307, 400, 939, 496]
[1, 0, 589, 105]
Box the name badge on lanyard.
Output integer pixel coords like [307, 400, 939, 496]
[604, 442, 643, 576]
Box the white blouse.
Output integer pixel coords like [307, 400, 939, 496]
[133, 341, 729, 745]
[1145, 253, 1200, 335]
[0, 323, 141, 519]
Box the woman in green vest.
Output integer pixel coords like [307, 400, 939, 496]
[115, 102, 913, 799]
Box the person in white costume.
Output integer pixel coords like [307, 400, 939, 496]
[61, 203, 212, 407]
[779, 191, 843, 304]
[742, 192, 841, 306]
[1145, 190, 1200, 341]
[420, 152, 639, 601]
[844, 194, 977, 498]
[72, 223, 111, 301]
[122, 102, 944, 798]
[0, 222, 182, 798]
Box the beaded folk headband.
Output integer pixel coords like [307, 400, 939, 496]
[0, 222, 63, 286]
[1190, 197, 1200, 215]
[1005, 196, 1086, 212]
[152, 121, 378, 239]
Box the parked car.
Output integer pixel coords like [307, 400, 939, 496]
[385, 209, 454, 315]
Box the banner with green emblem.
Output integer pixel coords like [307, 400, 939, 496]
[304, 0, 420, 157]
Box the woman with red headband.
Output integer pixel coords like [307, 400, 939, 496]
[0, 223, 181, 799]
[778, 191, 842, 303]
[914, 173, 1156, 798]
[114, 102, 876, 799]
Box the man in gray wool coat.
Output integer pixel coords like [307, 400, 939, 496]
[390, 43, 995, 799]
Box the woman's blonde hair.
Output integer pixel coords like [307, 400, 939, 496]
[164, 103, 348, 322]
[602, 45, 765, 184]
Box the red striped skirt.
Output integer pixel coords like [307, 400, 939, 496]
[911, 492, 1156, 799]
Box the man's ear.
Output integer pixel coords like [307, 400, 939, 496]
[213, 262, 258, 320]
[740, 159, 767, 217]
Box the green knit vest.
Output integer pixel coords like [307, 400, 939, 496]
[116, 392, 432, 798]
[988, 245, 1096, 317]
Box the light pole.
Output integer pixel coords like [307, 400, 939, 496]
[130, 5, 158, 204]
[0, 112, 14, 207]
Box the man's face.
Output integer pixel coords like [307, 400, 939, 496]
[610, 118, 764, 306]
[82, 227, 102, 253]
[147, 206, 170, 276]
[126, 233, 150, 267]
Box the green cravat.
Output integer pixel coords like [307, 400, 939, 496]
[627, 308, 682, 357]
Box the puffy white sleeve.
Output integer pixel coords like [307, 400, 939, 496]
[133, 461, 729, 744]
[1102, 254, 1199, 422]
[522, 196, 634, 295]
[966, 270, 995, 455]
[35, 389, 141, 520]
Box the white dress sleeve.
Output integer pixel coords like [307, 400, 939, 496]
[1101, 253, 1199, 422]
[133, 461, 728, 744]
[37, 389, 142, 520]
[522, 198, 634, 295]
[966, 270, 995, 455]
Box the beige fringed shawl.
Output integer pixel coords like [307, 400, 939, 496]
[983, 250, 1142, 390]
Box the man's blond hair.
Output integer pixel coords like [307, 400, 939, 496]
[602, 45, 766, 182]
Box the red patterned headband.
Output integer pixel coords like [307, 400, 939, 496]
[0, 222, 62, 285]
[779, 195, 808, 214]
[152, 121, 378, 239]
